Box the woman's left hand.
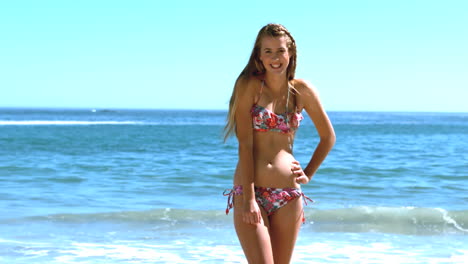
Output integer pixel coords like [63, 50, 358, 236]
[292, 160, 310, 184]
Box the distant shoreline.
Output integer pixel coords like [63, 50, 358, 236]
[0, 107, 466, 114]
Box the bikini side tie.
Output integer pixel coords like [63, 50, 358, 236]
[223, 188, 235, 215]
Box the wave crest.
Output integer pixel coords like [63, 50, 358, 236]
[16, 206, 468, 235]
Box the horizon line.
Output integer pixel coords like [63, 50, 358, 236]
[0, 106, 466, 114]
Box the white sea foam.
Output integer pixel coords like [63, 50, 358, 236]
[54, 242, 246, 264]
[435, 207, 468, 233]
[56, 242, 188, 263]
[3, 238, 465, 264]
[0, 238, 48, 245]
[292, 236, 468, 264]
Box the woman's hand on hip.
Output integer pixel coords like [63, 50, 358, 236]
[292, 160, 310, 184]
[243, 199, 263, 225]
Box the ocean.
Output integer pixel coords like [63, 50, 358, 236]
[0, 108, 467, 263]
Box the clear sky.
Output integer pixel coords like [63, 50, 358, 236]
[0, 0, 466, 112]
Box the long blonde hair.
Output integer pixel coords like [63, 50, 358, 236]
[223, 23, 298, 141]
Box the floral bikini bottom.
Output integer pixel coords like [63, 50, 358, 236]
[223, 185, 313, 223]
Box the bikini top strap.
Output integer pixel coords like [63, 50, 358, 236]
[254, 80, 264, 104]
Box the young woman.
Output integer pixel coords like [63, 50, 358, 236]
[223, 24, 335, 263]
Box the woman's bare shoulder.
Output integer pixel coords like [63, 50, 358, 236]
[293, 78, 319, 98]
[236, 76, 261, 97]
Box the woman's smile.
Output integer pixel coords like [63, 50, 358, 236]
[260, 36, 290, 74]
[270, 63, 282, 69]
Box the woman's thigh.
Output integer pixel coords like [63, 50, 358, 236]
[269, 197, 303, 264]
[233, 194, 274, 264]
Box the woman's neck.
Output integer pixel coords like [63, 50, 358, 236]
[264, 74, 288, 94]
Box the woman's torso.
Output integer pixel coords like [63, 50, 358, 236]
[253, 132, 299, 188]
[234, 79, 303, 188]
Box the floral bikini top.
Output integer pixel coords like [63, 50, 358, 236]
[251, 81, 304, 134]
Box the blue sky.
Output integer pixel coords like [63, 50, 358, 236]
[0, 0, 466, 112]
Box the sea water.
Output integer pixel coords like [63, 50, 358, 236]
[0, 108, 467, 263]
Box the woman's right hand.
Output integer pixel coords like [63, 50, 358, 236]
[243, 199, 262, 225]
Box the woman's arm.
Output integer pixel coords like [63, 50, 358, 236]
[296, 79, 336, 181]
[234, 78, 262, 224]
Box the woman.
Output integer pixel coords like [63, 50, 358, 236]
[223, 24, 335, 263]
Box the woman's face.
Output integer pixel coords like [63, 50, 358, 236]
[259, 36, 290, 76]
